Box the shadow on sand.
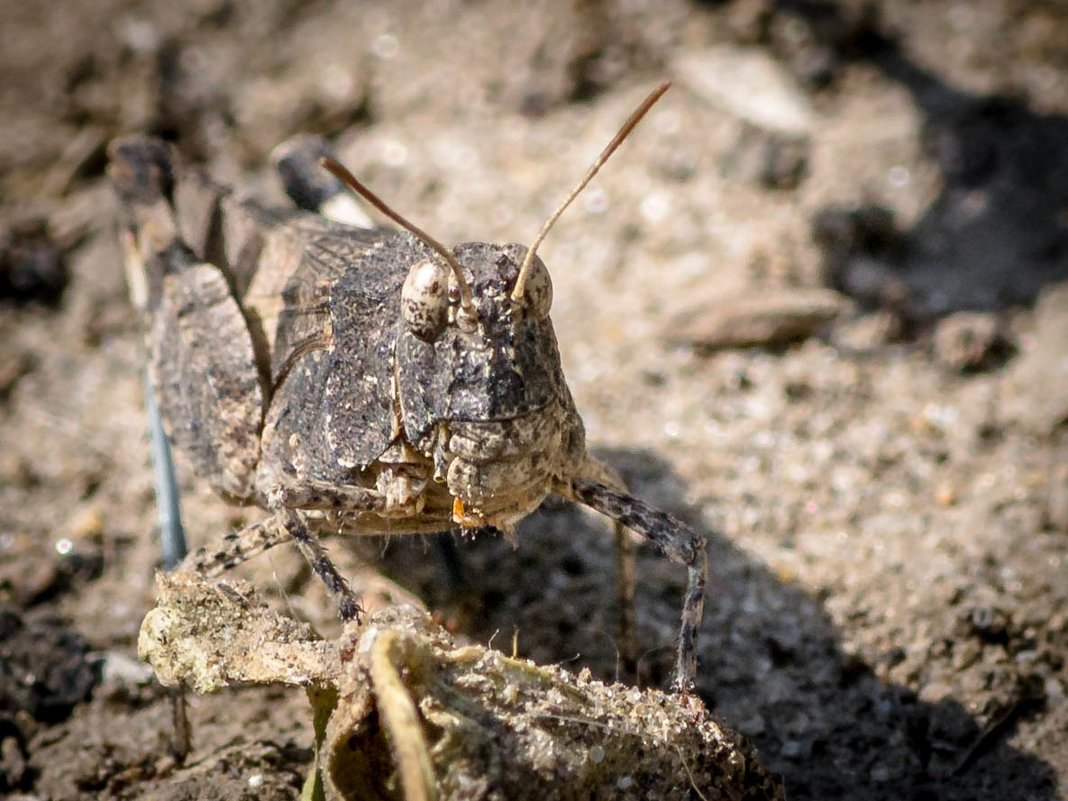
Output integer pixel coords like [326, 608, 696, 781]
[796, 1, 1068, 321]
[375, 446, 1056, 801]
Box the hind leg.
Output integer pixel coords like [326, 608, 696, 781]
[271, 134, 375, 227]
[112, 137, 265, 761]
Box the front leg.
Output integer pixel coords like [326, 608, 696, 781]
[175, 495, 373, 625]
[265, 479, 393, 624]
[270, 478, 386, 513]
[557, 477, 708, 693]
[178, 476, 404, 624]
[274, 507, 364, 623]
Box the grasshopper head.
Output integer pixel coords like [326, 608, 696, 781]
[324, 83, 670, 530]
[396, 241, 585, 530]
[399, 241, 562, 417]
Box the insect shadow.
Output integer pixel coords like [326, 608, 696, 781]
[375, 446, 1056, 801]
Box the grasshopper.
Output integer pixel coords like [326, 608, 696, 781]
[110, 84, 708, 691]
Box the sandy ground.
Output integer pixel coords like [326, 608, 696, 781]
[1, 0, 1067, 798]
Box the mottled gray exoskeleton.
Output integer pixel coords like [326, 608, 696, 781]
[110, 84, 708, 691]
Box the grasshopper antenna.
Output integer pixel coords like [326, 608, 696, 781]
[321, 157, 475, 314]
[512, 82, 670, 304]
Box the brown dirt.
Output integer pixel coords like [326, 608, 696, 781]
[1, 0, 1066, 799]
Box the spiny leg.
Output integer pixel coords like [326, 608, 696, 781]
[678, 550, 708, 693]
[266, 478, 394, 624]
[171, 487, 371, 623]
[176, 517, 293, 577]
[279, 475, 470, 593]
[276, 507, 363, 623]
[562, 477, 708, 693]
[273, 478, 386, 513]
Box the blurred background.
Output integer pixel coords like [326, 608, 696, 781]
[1, 1, 1066, 799]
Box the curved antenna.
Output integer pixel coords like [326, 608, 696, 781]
[321, 157, 475, 313]
[512, 82, 670, 304]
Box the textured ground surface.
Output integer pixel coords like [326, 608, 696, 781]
[1, 0, 1067, 799]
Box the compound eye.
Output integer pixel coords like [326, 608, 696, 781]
[402, 259, 450, 340]
[521, 256, 553, 320]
